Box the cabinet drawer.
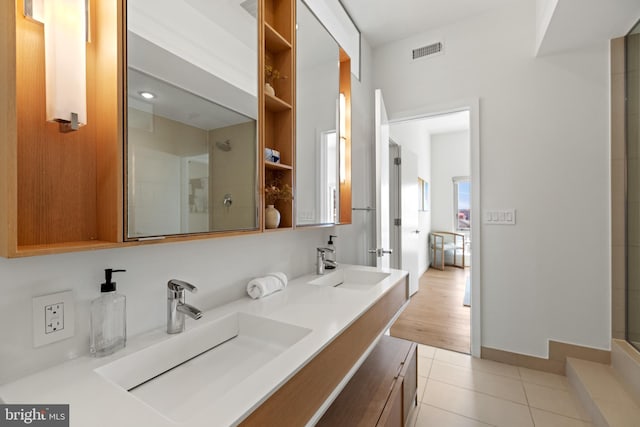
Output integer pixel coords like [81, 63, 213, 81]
[317, 336, 417, 427]
[401, 343, 418, 420]
[378, 377, 403, 427]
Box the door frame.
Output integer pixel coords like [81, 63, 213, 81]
[388, 140, 402, 270]
[388, 98, 481, 358]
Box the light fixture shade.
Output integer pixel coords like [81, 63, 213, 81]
[43, 0, 87, 126]
[339, 93, 346, 183]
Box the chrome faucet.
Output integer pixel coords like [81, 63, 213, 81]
[316, 247, 335, 275]
[167, 279, 202, 334]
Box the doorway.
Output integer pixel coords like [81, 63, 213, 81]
[386, 107, 476, 355]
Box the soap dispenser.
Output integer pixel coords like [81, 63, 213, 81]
[90, 269, 127, 357]
[326, 235, 337, 269]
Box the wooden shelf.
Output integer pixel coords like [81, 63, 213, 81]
[260, 0, 295, 231]
[16, 240, 121, 258]
[264, 226, 293, 232]
[265, 92, 292, 111]
[265, 22, 291, 53]
[265, 161, 293, 170]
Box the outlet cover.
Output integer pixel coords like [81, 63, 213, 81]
[33, 291, 75, 347]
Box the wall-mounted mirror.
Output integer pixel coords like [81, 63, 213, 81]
[126, 0, 258, 239]
[295, 0, 340, 226]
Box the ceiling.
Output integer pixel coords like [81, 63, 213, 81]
[536, 0, 640, 55]
[128, 69, 251, 131]
[340, 0, 525, 47]
[298, 0, 340, 70]
[390, 110, 470, 144]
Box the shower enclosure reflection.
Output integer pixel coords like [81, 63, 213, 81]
[127, 71, 257, 237]
[126, 0, 258, 238]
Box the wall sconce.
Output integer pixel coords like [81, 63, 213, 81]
[24, 0, 87, 132]
[339, 92, 347, 184]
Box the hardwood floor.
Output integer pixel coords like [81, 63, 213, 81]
[390, 266, 471, 354]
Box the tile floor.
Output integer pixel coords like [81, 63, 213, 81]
[409, 345, 593, 427]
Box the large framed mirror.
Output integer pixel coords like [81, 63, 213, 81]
[125, 0, 259, 239]
[295, 0, 340, 226]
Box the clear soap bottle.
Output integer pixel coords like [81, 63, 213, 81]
[90, 269, 127, 357]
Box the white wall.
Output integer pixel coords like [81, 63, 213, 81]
[374, 2, 610, 357]
[535, 0, 559, 52]
[389, 121, 432, 275]
[0, 230, 327, 384]
[431, 131, 471, 232]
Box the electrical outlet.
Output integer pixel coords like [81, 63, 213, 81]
[33, 291, 75, 347]
[45, 302, 64, 333]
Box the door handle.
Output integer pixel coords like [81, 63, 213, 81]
[368, 248, 393, 257]
[414, 230, 420, 234]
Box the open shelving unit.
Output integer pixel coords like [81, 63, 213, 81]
[0, 0, 123, 258]
[260, 0, 295, 231]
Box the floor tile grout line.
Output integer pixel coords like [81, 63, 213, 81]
[422, 375, 529, 406]
[521, 378, 570, 392]
[522, 377, 537, 426]
[422, 378, 533, 411]
[423, 357, 434, 379]
[523, 381, 593, 423]
[430, 358, 523, 381]
[526, 404, 593, 423]
[419, 402, 498, 427]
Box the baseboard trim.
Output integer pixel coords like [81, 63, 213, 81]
[481, 341, 610, 375]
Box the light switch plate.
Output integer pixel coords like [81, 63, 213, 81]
[484, 209, 516, 225]
[33, 291, 75, 347]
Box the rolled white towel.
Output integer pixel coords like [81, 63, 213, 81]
[265, 272, 287, 287]
[247, 272, 288, 299]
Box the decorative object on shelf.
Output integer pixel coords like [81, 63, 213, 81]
[264, 178, 293, 229]
[265, 148, 281, 163]
[265, 83, 276, 96]
[265, 205, 281, 229]
[265, 64, 287, 96]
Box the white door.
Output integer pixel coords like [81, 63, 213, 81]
[401, 148, 420, 295]
[373, 90, 392, 268]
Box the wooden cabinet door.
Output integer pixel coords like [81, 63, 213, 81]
[378, 378, 403, 427]
[401, 343, 418, 421]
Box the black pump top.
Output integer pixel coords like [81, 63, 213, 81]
[328, 235, 337, 245]
[101, 268, 126, 292]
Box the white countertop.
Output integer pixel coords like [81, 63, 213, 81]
[0, 265, 408, 427]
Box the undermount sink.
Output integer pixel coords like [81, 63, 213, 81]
[96, 312, 310, 422]
[309, 268, 391, 290]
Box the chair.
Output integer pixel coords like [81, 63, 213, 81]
[431, 232, 465, 270]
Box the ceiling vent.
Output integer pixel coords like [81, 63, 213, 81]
[412, 42, 443, 60]
[240, 0, 257, 18]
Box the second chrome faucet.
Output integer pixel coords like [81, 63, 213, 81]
[316, 247, 337, 275]
[167, 279, 202, 334]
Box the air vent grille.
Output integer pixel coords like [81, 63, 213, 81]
[412, 42, 443, 60]
[240, 0, 257, 18]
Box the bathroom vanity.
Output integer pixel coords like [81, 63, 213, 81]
[0, 266, 409, 426]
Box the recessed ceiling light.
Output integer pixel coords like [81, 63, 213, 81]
[139, 91, 156, 100]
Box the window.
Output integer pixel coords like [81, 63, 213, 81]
[418, 178, 430, 211]
[454, 177, 471, 230]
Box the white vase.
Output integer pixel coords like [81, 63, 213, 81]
[265, 205, 281, 229]
[265, 83, 275, 96]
